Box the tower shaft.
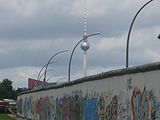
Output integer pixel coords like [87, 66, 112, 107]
[83, 51, 87, 76]
[81, 0, 89, 77]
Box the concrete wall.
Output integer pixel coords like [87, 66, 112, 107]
[17, 62, 160, 120]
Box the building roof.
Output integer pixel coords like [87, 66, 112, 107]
[3, 99, 15, 102]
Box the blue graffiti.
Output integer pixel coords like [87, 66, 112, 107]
[83, 98, 98, 120]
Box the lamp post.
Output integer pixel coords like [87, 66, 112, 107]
[39, 69, 53, 81]
[126, 0, 153, 68]
[43, 50, 68, 82]
[37, 61, 56, 81]
[56, 77, 66, 83]
[68, 32, 101, 82]
[46, 75, 59, 81]
[46, 75, 65, 84]
[158, 34, 160, 39]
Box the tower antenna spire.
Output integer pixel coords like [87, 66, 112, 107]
[84, 0, 87, 36]
[81, 0, 90, 77]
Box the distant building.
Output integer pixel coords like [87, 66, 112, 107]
[28, 78, 47, 89]
[3, 99, 16, 106]
[0, 100, 8, 113]
[0, 99, 16, 113]
[0, 100, 9, 107]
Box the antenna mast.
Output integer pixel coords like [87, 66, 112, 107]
[84, 0, 87, 36]
[81, 0, 90, 77]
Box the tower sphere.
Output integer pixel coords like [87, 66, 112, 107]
[81, 41, 90, 51]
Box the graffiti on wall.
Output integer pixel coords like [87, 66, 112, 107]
[33, 96, 55, 120]
[83, 98, 98, 120]
[127, 78, 133, 90]
[131, 87, 149, 120]
[97, 92, 118, 120]
[17, 87, 160, 120]
[61, 96, 70, 120]
[148, 89, 158, 120]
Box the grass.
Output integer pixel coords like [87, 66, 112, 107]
[0, 114, 15, 120]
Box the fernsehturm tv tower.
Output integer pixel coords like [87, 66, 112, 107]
[81, 0, 90, 77]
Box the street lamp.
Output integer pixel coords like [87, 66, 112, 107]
[39, 69, 53, 81]
[43, 50, 68, 82]
[158, 34, 160, 39]
[126, 0, 153, 68]
[56, 77, 65, 82]
[46, 75, 59, 81]
[68, 32, 101, 82]
[46, 75, 65, 84]
[37, 61, 56, 81]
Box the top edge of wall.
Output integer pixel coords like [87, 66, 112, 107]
[18, 61, 160, 96]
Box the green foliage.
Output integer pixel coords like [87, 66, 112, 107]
[0, 114, 15, 120]
[0, 79, 27, 100]
[13, 88, 27, 100]
[0, 79, 13, 100]
[1, 79, 13, 90]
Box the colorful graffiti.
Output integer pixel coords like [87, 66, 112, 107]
[97, 93, 118, 120]
[17, 98, 22, 115]
[147, 89, 160, 120]
[30, 96, 55, 120]
[127, 78, 133, 90]
[83, 98, 98, 120]
[70, 91, 83, 120]
[131, 87, 149, 120]
[17, 87, 160, 120]
[61, 97, 70, 120]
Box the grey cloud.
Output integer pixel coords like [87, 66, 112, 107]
[0, 0, 159, 40]
[0, 0, 160, 88]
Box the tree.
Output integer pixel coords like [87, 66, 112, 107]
[0, 79, 13, 100]
[13, 87, 27, 100]
[0, 79, 27, 100]
[1, 79, 13, 90]
[16, 88, 27, 94]
[0, 85, 7, 100]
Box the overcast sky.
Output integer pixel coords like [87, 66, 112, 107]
[0, 0, 160, 88]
